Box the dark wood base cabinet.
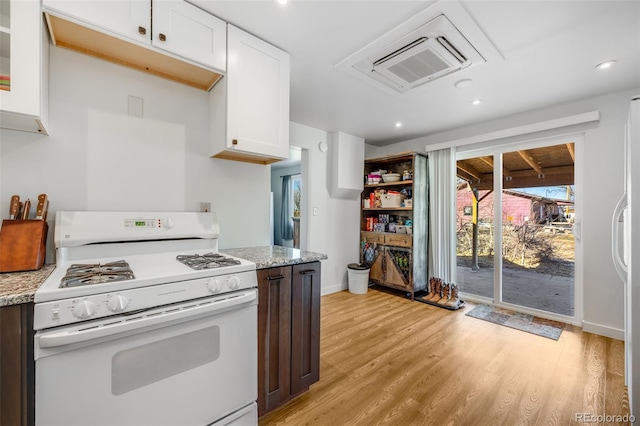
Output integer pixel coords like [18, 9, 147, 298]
[257, 262, 321, 417]
[0, 303, 34, 426]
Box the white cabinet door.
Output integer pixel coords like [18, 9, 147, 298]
[221, 25, 290, 161]
[152, 1, 226, 71]
[0, 0, 48, 134]
[42, 0, 150, 44]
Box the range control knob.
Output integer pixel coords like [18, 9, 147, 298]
[72, 300, 97, 319]
[207, 278, 222, 294]
[107, 295, 130, 313]
[163, 217, 175, 229]
[228, 275, 241, 290]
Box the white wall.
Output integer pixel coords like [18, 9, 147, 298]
[0, 46, 271, 255]
[290, 122, 361, 295]
[370, 89, 639, 338]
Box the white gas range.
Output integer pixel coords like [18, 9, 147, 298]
[34, 211, 258, 426]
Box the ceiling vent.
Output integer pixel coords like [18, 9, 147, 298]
[337, 1, 502, 95]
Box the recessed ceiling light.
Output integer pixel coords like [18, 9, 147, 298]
[595, 60, 616, 70]
[455, 78, 473, 88]
[276, 0, 288, 5]
[395, 122, 402, 128]
[470, 99, 482, 106]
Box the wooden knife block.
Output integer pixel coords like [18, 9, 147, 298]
[0, 220, 48, 273]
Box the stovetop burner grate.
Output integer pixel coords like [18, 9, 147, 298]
[60, 260, 135, 288]
[176, 253, 242, 270]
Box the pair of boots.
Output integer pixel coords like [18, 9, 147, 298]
[426, 277, 461, 309]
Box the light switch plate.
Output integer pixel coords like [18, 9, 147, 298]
[128, 96, 143, 118]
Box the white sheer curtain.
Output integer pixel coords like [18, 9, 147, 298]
[427, 147, 457, 284]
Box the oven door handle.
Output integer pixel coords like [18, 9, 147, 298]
[38, 290, 256, 349]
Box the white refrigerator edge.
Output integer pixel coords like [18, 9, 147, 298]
[612, 95, 640, 415]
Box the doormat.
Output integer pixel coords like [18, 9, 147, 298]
[465, 304, 565, 340]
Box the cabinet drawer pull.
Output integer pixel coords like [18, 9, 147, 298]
[159, 33, 167, 42]
[138, 26, 146, 35]
[267, 274, 285, 281]
[298, 269, 316, 275]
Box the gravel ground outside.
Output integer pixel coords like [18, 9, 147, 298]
[457, 261, 574, 317]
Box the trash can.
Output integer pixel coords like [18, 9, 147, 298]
[347, 263, 370, 294]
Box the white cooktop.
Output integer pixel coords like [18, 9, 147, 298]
[35, 248, 256, 303]
[35, 211, 256, 303]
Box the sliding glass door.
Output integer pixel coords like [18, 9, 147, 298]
[456, 137, 580, 320]
[456, 155, 495, 300]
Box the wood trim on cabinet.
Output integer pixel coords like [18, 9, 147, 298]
[212, 150, 283, 165]
[46, 14, 222, 91]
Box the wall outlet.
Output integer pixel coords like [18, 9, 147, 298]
[200, 202, 211, 213]
[128, 96, 143, 118]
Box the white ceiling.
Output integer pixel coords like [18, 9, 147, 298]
[190, 0, 640, 146]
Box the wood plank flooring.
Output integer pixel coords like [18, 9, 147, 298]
[259, 287, 631, 426]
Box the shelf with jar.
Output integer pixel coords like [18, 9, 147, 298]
[359, 152, 429, 299]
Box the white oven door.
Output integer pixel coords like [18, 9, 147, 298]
[35, 290, 257, 426]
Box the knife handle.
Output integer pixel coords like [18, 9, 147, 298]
[9, 195, 20, 219]
[36, 194, 48, 219]
[21, 199, 31, 220]
[42, 200, 49, 222]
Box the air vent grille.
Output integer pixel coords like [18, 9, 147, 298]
[437, 36, 467, 63]
[335, 2, 503, 95]
[385, 48, 450, 84]
[373, 37, 428, 67]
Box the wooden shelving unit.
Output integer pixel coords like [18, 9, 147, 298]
[360, 152, 429, 299]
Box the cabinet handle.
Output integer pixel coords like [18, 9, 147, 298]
[138, 26, 146, 35]
[232, 139, 239, 145]
[298, 269, 316, 275]
[267, 274, 285, 281]
[159, 33, 167, 42]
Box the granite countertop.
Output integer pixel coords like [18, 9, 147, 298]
[221, 246, 327, 269]
[0, 264, 55, 307]
[0, 246, 327, 306]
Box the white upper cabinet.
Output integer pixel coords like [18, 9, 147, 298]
[152, 1, 226, 72]
[42, 0, 150, 44]
[42, 0, 225, 90]
[210, 25, 290, 165]
[0, 0, 49, 134]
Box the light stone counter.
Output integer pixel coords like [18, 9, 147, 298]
[220, 246, 327, 269]
[0, 264, 55, 306]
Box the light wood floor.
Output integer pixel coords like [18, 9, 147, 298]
[259, 287, 630, 426]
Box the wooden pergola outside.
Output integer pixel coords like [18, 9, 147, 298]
[456, 142, 576, 271]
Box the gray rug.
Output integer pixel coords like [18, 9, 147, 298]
[465, 304, 564, 340]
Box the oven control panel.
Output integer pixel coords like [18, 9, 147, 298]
[124, 218, 161, 229]
[34, 270, 258, 330]
[123, 218, 175, 229]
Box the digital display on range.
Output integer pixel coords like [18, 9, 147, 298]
[124, 219, 159, 229]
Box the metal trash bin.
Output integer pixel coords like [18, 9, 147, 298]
[347, 263, 370, 294]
